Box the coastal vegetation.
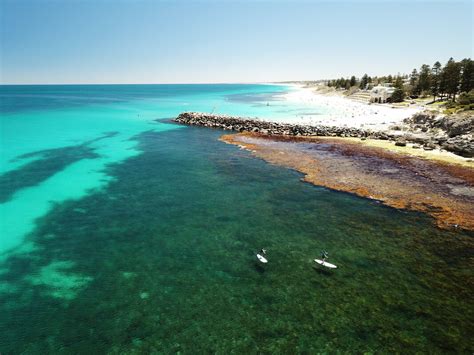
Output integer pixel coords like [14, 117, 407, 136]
[327, 58, 474, 108]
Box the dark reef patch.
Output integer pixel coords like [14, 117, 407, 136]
[0, 132, 118, 203]
[0, 126, 472, 353]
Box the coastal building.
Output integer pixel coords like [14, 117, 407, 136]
[370, 83, 396, 103]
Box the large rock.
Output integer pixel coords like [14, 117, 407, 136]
[404, 112, 436, 125]
[394, 139, 407, 147]
[441, 135, 474, 157]
[436, 115, 474, 137]
[402, 133, 431, 145]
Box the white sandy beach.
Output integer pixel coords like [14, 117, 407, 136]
[278, 84, 422, 130]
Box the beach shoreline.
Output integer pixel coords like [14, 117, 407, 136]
[173, 80, 472, 229]
[273, 83, 423, 130]
[174, 111, 473, 231]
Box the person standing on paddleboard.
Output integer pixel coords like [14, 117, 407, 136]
[321, 250, 329, 262]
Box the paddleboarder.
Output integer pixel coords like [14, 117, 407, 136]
[314, 251, 337, 269]
[256, 248, 268, 264]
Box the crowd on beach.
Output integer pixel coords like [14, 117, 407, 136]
[280, 85, 421, 130]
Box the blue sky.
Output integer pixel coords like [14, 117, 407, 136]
[0, 0, 472, 84]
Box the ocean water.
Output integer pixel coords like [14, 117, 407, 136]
[0, 84, 472, 353]
[0, 84, 309, 255]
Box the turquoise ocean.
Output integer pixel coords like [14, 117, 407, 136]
[0, 84, 472, 353]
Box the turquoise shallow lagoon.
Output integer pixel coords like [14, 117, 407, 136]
[0, 85, 473, 353]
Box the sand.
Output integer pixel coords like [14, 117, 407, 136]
[276, 84, 422, 130]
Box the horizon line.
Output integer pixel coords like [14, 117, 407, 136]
[0, 81, 308, 86]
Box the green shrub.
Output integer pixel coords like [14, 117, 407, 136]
[445, 101, 457, 109]
[457, 90, 474, 104]
[391, 88, 405, 103]
[457, 92, 470, 105]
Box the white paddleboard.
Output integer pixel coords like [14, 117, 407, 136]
[257, 254, 268, 263]
[314, 259, 337, 269]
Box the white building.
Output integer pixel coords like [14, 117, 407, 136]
[370, 84, 396, 103]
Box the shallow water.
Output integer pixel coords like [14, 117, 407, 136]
[0, 85, 473, 353]
[0, 84, 312, 255]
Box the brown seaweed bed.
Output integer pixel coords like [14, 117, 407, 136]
[222, 132, 474, 231]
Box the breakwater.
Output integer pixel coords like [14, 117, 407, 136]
[174, 112, 473, 157]
[175, 112, 373, 138]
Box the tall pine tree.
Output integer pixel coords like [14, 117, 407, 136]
[431, 61, 442, 101]
[459, 58, 473, 93]
[443, 58, 462, 101]
[409, 69, 419, 95]
[409, 69, 418, 86]
[418, 64, 431, 95]
[394, 76, 404, 89]
[350, 76, 357, 87]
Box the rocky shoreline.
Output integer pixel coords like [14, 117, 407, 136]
[175, 111, 473, 158]
[221, 132, 474, 231]
[174, 111, 473, 230]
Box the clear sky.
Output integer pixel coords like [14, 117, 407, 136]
[0, 0, 472, 84]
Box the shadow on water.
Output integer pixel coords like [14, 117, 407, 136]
[312, 266, 335, 277]
[0, 132, 119, 203]
[253, 262, 266, 274]
[0, 126, 473, 354]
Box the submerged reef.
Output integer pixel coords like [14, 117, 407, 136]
[222, 132, 474, 231]
[175, 112, 474, 230]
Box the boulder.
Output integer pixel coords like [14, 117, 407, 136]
[446, 117, 473, 137]
[441, 135, 474, 157]
[404, 112, 436, 125]
[402, 133, 431, 145]
[431, 112, 473, 137]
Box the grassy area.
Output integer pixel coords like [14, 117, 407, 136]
[429, 101, 446, 106]
[443, 105, 473, 114]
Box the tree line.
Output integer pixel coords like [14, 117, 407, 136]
[326, 57, 473, 103]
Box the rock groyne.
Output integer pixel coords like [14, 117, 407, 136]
[175, 112, 474, 157]
[176, 112, 380, 138]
